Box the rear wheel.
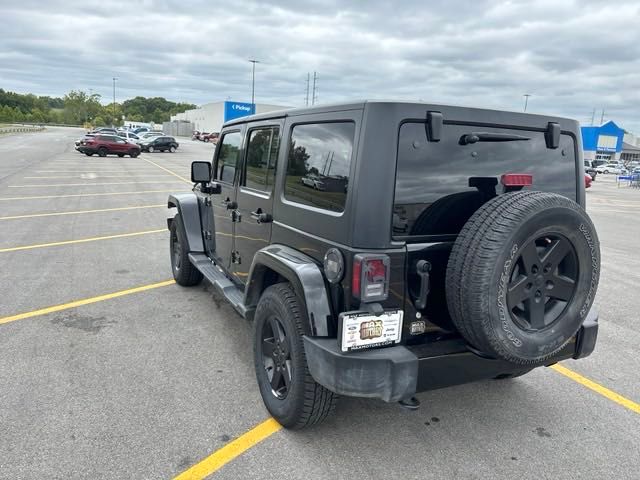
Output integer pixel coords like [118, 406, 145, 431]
[148, 146, 154, 153]
[169, 214, 203, 286]
[85, 152, 93, 156]
[254, 283, 337, 429]
[98, 147, 107, 157]
[169, 146, 176, 153]
[117, 153, 124, 157]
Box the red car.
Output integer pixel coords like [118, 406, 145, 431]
[77, 134, 141, 158]
[585, 173, 592, 189]
[202, 132, 219, 143]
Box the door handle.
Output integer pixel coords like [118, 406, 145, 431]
[222, 198, 238, 210]
[251, 210, 273, 224]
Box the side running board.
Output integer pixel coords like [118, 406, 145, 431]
[188, 253, 247, 317]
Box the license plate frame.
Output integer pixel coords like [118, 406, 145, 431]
[338, 310, 404, 353]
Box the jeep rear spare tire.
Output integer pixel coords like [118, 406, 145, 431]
[446, 191, 600, 365]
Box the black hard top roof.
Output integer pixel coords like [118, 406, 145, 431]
[222, 100, 576, 129]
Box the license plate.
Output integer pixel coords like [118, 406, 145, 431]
[339, 310, 403, 352]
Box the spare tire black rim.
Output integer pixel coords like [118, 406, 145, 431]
[507, 234, 578, 332]
[261, 316, 291, 399]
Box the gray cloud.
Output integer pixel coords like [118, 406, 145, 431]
[1, 0, 639, 132]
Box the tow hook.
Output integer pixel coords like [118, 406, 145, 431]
[398, 396, 421, 410]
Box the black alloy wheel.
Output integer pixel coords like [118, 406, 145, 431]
[260, 316, 292, 399]
[507, 234, 578, 332]
[253, 283, 337, 428]
[98, 148, 107, 157]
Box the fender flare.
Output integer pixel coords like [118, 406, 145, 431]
[167, 193, 204, 253]
[245, 245, 332, 336]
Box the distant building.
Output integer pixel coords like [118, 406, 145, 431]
[581, 121, 625, 165]
[171, 101, 290, 133]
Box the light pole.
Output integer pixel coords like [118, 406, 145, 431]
[523, 94, 531, 112]
[249, 59, 260, 112]
[112, 77, 118, 126]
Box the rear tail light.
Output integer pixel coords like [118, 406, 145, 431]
[352, 254, 390, 302]
[501, 173, 533, 187]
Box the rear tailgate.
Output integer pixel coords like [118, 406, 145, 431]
[393, 120, 579, 334]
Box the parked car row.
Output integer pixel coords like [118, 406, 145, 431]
[594, 163, 627, 175]
[74, 130, 179, 157]
[191, 130, 219, 143]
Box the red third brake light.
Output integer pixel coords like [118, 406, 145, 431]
[501, 173, 533, 187]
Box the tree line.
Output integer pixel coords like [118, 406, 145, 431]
[0, 88, 196, 126]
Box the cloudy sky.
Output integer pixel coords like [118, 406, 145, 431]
[2, 0, 640, 132]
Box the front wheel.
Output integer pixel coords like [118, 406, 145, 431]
[169, 214, 203, 286]
[117, 153, 124, 157]
[148, 146, 154, 153]
[129, 149, 139, 158]
[254, 283, 337, 429]
[98, 148, 107, 157]
[603, 170, 609, 174]
[169, 146, 176, 153]
[85, 152, 93, 156]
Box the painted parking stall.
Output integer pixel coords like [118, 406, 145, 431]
[0, 127, 638, 480]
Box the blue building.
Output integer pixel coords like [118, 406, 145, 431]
[581, 121, 625, 165]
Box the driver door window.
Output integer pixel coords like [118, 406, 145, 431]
[216, 131, 242, 184]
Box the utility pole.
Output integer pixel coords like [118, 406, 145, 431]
[590, 108, 595, 126]
[305, 73, 310, 107]
[112, 77, 117, 126]
[312, 71, 318, 105]
[249, 59, 260, 111]
[600, 109, 605, 125]
[523, 94, 531, 112]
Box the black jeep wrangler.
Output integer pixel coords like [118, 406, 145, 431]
[167, 101, 600, 429]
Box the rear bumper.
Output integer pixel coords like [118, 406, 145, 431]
[304, 309, 599, 403]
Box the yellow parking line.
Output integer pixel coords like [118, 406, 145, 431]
[173, 418, 281, 480]
[551, 364, 640, 414]
[0, 280, 175, 325]
[8, 181, 184, 187]
[0, 189, 177, 201]
[141, 157, 191, 184]
[0, 229, 165, 253]
[0, 204, 165, 221]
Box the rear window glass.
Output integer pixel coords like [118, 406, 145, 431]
[244, 127, 279, 192]
[284, 122, 354, 213]
[393, 122, 576, 238]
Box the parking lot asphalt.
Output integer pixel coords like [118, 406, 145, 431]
[0, 127, 638, 480]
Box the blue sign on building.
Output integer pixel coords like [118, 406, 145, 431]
[581, 121, 624, 153]
[223, 101, 256, 122]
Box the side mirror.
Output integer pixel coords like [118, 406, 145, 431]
[191, 161, 211, 183]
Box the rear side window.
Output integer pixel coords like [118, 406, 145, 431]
[215, 131, 242, 184]
[394, 122, 576, 238]
[243, 127, 279, 192]
[284, 122, 354, 213]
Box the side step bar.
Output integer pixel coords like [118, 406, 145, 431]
[188, 253, 247, 317]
